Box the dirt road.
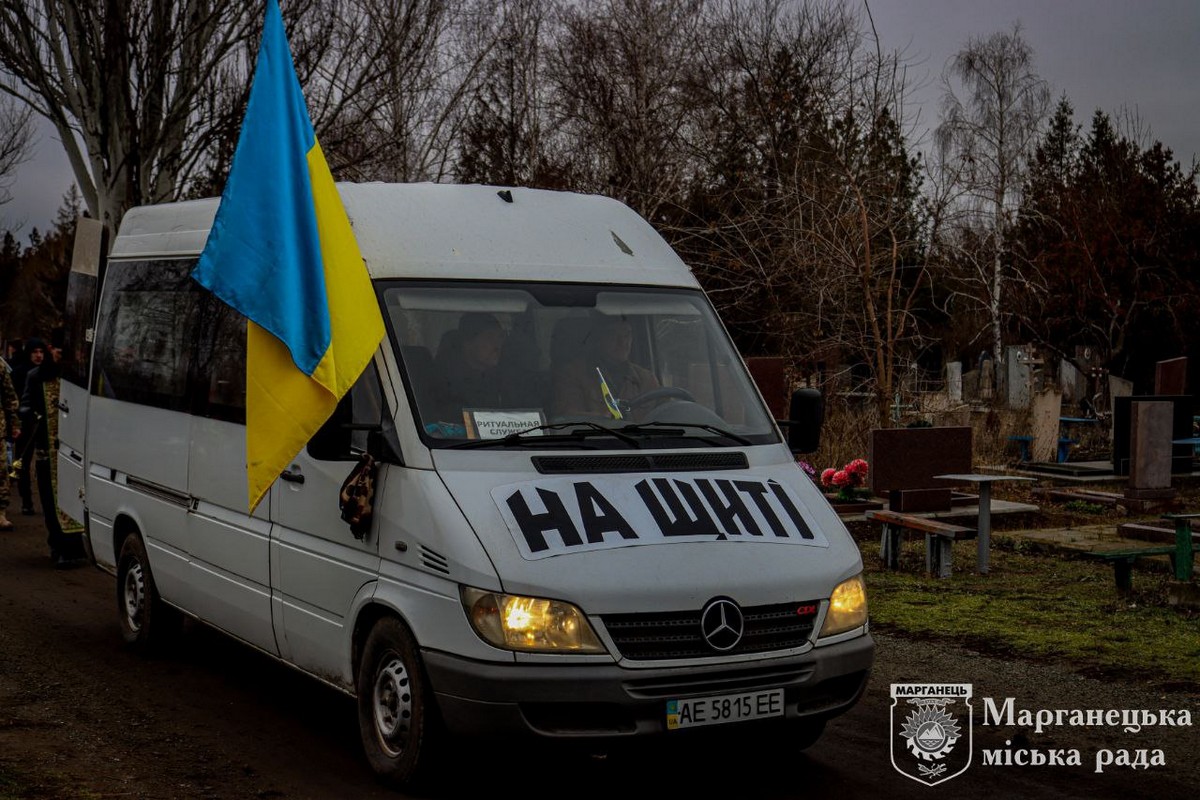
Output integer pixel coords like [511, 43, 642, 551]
[1, 503, 1197, 799]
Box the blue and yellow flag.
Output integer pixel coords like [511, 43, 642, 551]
[193, 0, 384, 511]
[596, 368, 624, 420]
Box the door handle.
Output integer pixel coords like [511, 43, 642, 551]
[57, 400, 69, 413]
[280, 468, 305, 485]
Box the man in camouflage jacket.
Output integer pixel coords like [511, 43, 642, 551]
[0, 365, 19, 530]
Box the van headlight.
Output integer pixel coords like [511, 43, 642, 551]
[461, 587, 605, 653]
[819, 574, 868, 637]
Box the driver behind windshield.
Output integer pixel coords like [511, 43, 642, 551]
[552, 314, 659, 419]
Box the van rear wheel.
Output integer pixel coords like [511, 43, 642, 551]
[357, 617, 440, 789]
[116, 533, 175, 650]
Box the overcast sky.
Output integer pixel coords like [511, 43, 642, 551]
[868, 0, 1200, 160]
[2, 0, 1198, 238]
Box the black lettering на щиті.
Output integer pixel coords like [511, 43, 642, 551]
[768, 480, 814, 539]
[573, 482, 638, 544]
[506, 488, 582, 553]
[695, 478, 763, 538]
[635, 478, 719, 538]
[734, 480, 789, 537]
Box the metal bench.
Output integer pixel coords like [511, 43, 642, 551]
[865, 509, 976, 579]
[1083, 513, 1198, 591]
[1007, 434, 1075, 462]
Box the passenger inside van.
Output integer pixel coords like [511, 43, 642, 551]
[552, 314, 659, 419]
[430, 312, 507, 424]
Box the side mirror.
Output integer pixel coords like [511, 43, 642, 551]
[367, 424, 403, 465]
[308, 404, 353, 460]
[786, 388, 823, 454]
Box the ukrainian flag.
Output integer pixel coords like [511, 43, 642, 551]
[596, 368, 624, 420]
[193, 0, 384, 511]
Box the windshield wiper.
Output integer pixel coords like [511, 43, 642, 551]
[445, 421, 641, 449]
[616, 421, 754, 445]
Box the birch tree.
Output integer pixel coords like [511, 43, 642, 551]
[936, 24, 1050, 369]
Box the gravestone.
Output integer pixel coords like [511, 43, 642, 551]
[1030, 388, 1062, 462]
[963, 369, 980, 401]
[1155, 357, 1187, 395]
[980, 356, 995, 401]
[869, 426, 973, 512]
[1005, 345, 1033, 408]
[946, 362, 962, 403]
[744, 357, 788, 419]
[1112, 395, 1194, 476]
[1126, 400, 1176, 501]
[1108, 375, 1134, 407]
[1059, 359, 1085, 404]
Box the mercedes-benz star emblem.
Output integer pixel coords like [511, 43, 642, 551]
[700, 598, 744, 652]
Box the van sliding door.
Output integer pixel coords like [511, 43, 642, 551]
[58, 217, 106, 530]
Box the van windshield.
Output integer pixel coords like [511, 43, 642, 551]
[381, 282, 781, 449]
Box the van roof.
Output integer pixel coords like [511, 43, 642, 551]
[109, 182, 699, 288]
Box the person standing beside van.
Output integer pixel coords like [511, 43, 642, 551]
[0, 365, 18, 531]
[13, 337, 42, 515]
[20, 342, 86, 566]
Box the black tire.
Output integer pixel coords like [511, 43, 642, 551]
[357, 617, 441, 790]
[115, 533, 174, 650]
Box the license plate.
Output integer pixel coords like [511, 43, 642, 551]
[666, 689, 784, 730]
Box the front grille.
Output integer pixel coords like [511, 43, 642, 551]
[623, 663, 816, 700]
[601, 601, 818, 661]
[533, 452, 748, 475]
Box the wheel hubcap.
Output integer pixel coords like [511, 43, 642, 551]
[372, 654, 413, 757]
[123, 561, 145, 632]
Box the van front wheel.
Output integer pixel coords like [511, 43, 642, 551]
[357, 617, 440, 789]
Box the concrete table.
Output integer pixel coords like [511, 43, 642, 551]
[934, 474, 1036, 574]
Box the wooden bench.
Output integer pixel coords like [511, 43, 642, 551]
[1083, 513, 1199, 591]
[865, 509, 976, 579]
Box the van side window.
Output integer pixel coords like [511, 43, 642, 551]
[91, 259, 199, 411]
[307, 360, 384, 460]
[191, 298, 246, 423]
[61, 269, 98, 389]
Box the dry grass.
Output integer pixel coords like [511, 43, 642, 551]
[806, 397, 1043, 475]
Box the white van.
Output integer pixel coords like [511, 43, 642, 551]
[59, 183, 872, 787]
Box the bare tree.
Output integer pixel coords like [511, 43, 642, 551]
[0, 1, 269, 228]
[664, 0, 929, 423]
[311, 0, 502, 184]
[0, 0, 497, 229]
[456, 0, 558, 187]
[0, 93, 33, 206]
[936, 23, 1050, 369]
[546, 0, 705, 220]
